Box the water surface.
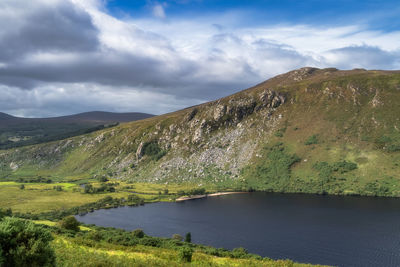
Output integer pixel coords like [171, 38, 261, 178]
[77, 192, 400, 266]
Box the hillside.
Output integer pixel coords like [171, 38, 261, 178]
[0, 111, 154, 149]
[1, 67, 400, 197]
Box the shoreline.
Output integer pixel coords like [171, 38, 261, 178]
[175, 191, 247, 202]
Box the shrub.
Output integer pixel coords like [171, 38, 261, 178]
[0, 217, 55, 266]
[132, 229, 144, 238]
[19, 184, 25, 190]
[58, 216, 80, 232]
[143, 141, 167, 160]
[332, 161, 358, 173]
[305, 135, 318, 145]
[185, 232, 191, 243]
[0, 209, 11, 221]
[98, 176, 108, 182]
[139, 237, 161, 247]
[53, 186, 62, 191]
[179, 246, 193, 262]
[231, 247, 249, 258]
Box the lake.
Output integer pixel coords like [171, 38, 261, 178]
[76, 192, 400, 266]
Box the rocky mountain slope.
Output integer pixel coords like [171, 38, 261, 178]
[1, 68, 400, 196]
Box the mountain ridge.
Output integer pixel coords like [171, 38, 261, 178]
[1, 67, 400, 197]
[0, 111, 154, 149]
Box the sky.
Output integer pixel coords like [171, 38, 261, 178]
[0, 0, 399, 117]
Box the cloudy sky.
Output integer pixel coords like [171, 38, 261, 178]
[1, 0, 399, 117]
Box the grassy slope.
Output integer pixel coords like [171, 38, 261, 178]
[0, 181, 206, 215]
[1, 68, 399, 197]
[52, 236, 321, 267]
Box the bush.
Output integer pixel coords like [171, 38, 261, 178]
[305, 135, 318, 145]
[19, 184, 25, 190]
[143, 141, 167, 160]
[0, 217, 55, 266]
[185, 232, 191, 243]
[58, 216, 80, 232]
[0, 209, 12, 220]
[179, 246, 193, 262]
[232, 247, 249, 258]
[98, 176, 108, 182]
[132, 229, 144, 238]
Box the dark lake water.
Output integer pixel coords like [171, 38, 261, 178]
[76, 192, 400, 266]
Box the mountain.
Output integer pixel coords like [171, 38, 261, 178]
[0, 112, 15, 120]
[0, 111, 154, 149]
[1, 67, 400, 197]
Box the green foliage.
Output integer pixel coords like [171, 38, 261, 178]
[58, 216, 80, 232]
[132, 229, 144, 238]
[313, 160, 358, 179]
[364, 177, 399, 197]
[0, 217, 55, 267]
[274, 127, 287, 137]
[305, 135, 319, 145]
[83, 183, 115, 194]
[231, 247, 249, 258]
[242, 143, 300, 191]
[53, 185, 62, 191]
[179, 246, 193, 262]
[172, 234, 183, 241]
[98, 176, 108, 182]
[332, 161, 358, 173]
[0, 209, 12, 220]
[375, 135, 400, 152]
[19, 184, 24, 190]
[185, 232, 191, 243]
[143, 141, 167, 160]
[17, 177, 52, 183]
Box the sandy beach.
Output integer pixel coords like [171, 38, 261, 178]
[175, 192, 247, 202]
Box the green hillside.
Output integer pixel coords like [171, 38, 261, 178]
[1, 67, 400, 197]
[0, 111, 154, 149]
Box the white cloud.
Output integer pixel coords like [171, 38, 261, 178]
[152, 4, 166, 19]
[0, 0, 400, 117]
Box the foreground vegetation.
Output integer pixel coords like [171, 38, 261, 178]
[0, 212, 322, 267]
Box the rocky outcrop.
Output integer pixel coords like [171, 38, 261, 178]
[259, 89, 287, 108]
[136, 142, 144, 160]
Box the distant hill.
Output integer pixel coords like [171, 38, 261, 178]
[2, 68, 400, 197]
[0, 112, 15, 120]
[0, 111, 154, 149]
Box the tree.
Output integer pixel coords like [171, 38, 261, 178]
[84, 184, 93, 193]
[132, 229, 144, 238]
[172, 234, 183, 241]
[179, 246, 193, 262]
[0, 217, 55, 266]
[58, 216, 80, 232]
[185, 232, 191, 243]
[98, 176, 108, 182]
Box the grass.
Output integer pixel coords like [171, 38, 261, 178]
[0, 180, 214, 215]
[52, 236, 322, 267]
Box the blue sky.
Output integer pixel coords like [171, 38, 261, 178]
[0, 0, 399, 117]
[106, 0, 400, 30]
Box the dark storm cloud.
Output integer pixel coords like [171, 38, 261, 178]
[0, 1, 99, 61]
[0, 0, 399, 117]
